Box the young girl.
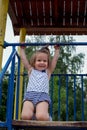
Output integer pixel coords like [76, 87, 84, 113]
[20, 45, 60, 121]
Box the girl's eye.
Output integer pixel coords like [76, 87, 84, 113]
[38, 60, 41, 62]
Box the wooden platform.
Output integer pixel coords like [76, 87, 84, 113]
[12, 120, 87, 130]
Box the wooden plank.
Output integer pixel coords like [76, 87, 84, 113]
[12, 120, 87, 128]
[14, 0, 23, 26]
[36, 0, 44, 26]
[30, 0, 38, 26]
[21, 0, 31, 25]
[52, 0, 64, 26]
[13, 26, 87, 35]
[8, 0, 18, 27]
[43, 0, 50, 26]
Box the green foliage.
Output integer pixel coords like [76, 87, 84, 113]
[0, 77, 8, 121]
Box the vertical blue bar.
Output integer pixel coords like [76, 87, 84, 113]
[6, 47, 15, 130]
[66, 75, 68, 121]
[81, 75, 84, 121]
[6, 74, 10, 120]
[50, 75, 54, 118]
[16, 56, 20, 119]
[0, 80, 2, 107]
[73, 75, 76, 121]
[0, 80, 3, 122]
[58, 75, 61, 120]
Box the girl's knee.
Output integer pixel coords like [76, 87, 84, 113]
[21, 101, 34, 120]
[36, 112, 49, 121]
[21, 111, 33, 120]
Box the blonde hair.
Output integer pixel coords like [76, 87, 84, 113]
[29, 47, 51, 68]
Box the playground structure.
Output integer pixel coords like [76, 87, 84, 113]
[0, 0, 87, 130]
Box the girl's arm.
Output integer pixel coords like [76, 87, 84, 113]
[49, 45, 60, 74]
[20, 47, 31, 71]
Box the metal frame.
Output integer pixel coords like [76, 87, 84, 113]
[4, 41, 87, 47]
[0, 42, 87, 129]
[0, 46, 20, 130]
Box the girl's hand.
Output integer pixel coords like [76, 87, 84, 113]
[20, 42, 26, 49]
[54, 45, 60, 50]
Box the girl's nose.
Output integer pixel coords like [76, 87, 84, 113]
[41, 61, 44, 63]
[41, 60, 44, 63]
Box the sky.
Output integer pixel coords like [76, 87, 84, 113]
[3, 15, 87, 73]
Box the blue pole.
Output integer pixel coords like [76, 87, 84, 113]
[4, 41, 87, 47]
[6, 74, 11, 121]
[66, 75, 68, 121]
[0, 81, 2, 115]
[16, 55, 20, 119]
[52, 74, 87, 76]
[81, 75, 84, 121]
[73, 75, 76, 121]
[58, 75, 61, 120]
[50, 76, 54, 118]
[6, 47, 15, 130]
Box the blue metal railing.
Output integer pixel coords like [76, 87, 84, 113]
[0, 46, 20, 130]
[4, 41, 87, 47]
[50, 74, 87, 121]
[73, 75, 76, 121]
[0, 42, 87, 129]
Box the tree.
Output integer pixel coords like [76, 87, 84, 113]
[0, 71, 9, 121]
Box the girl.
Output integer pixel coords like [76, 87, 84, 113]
[20, 45, 60, 121]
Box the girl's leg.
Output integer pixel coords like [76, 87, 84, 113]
[21, 100, 34, 120]
[35, 101, 49, 121]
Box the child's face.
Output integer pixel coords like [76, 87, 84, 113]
[35, 52, 48, 71]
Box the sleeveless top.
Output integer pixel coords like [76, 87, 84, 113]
[26, 68, 49, 94]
